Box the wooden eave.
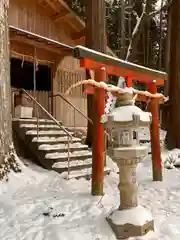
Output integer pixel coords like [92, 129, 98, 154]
[38, 0, 85, 32]
[9, 0, 117, 62]
[37, 0, 116, 58]
[9, 25, 73, 55]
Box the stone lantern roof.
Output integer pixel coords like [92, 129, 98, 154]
[101, 90, 152, 128]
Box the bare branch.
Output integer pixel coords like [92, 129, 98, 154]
[148, 0, 172, 18]
[132, 10, 139, 21]
[125, 0, 172, 62]
[126, 0, 148, 61]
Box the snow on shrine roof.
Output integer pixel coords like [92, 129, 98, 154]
[9, 25, 73, 55]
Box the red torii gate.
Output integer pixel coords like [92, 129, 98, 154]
[72, 46, 167, 195]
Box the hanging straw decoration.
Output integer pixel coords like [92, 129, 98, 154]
[10, 50, 55, 65]
[64, 79, 168, 104]
[35, 58, 39, 72]
[21, 55, 24, 68]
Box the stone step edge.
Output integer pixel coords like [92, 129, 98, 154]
[12, 118, 62, 123]
[32, 137, 81, 143]
[20, 124, 62, 129]
[38, 145, 88, 151]
[52, 158, 92, 168]
[26, 131, 73, 135]
[45, 152, 92, 160]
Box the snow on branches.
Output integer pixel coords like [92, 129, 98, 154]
[0, 143, 21, 181]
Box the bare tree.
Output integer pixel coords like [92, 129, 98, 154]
[84, 0, 170, 146]
[126, 0, 171, 61]
[0, 0, 21, 180]
[120, 0, 126, 59]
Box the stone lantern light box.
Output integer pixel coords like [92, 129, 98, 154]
[101, 89, 154, 239]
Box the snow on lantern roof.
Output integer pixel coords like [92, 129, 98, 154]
[101, 105, 151, 128]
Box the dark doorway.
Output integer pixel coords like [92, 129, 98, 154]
[11, 58, 51, 91]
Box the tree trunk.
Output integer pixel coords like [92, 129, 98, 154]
[0, 0, 20, 179]
[120, 0, 126, 59]
[166, 0, 180, 149]
[161, 5, 171, 136]
[164, 4, 172, 96]
[85, 0, 106, 147]
[126, 2, 149, 61]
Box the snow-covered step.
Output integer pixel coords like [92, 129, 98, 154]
[13, 117, 111, 179]
[26, 130, 73, 137]
[53, 158, 92, 168]
[20, 124, 61, 130]
[38, 142, 88, 153]
[13, 118, 62, 125]
[32, 136, 81, 144]
[65, 127, 87, 132]
[45, 150, 92, 161]
[52, 158, 92, 172]
[60, 166, 111, 180]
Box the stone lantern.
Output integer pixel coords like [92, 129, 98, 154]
[101, 89, 154, 239]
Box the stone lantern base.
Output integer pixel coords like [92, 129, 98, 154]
[107, 205, 154, 239]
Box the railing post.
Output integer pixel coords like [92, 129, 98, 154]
[37, 108, 39, 139]
[104, 133, 107, 167]
[54, 97, 56, 119]
[148, 80, 163, 181]
[50, 63, 54, 116]
[12, 91, 15, 118]
[73, 108, 76, 129]
[67, 136, 70, 180]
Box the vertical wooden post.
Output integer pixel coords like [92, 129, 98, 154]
[148, 80, 163, 181]
[92, 67, 106, 195]
[50, 64, 54, 116]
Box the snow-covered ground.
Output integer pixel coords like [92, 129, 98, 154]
[0, 152, 180, 240]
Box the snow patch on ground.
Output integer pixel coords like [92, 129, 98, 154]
[106, 155, 119, 173]
[0, 154, 180, 239]
[162, 148, 180, 169]
[108, 205, 153, 226]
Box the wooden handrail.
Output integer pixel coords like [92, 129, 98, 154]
[12, 89, 73, 139]
[51, 92, 112, 140]
[51, 92, 93, 124]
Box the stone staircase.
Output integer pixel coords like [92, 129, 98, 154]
[12, 118, 110, 179]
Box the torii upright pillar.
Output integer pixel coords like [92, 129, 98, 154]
[91, 68, 106, 195]
[148, 80, 163, 181]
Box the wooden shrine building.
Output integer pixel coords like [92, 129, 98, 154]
[9, 0, 94, 127]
